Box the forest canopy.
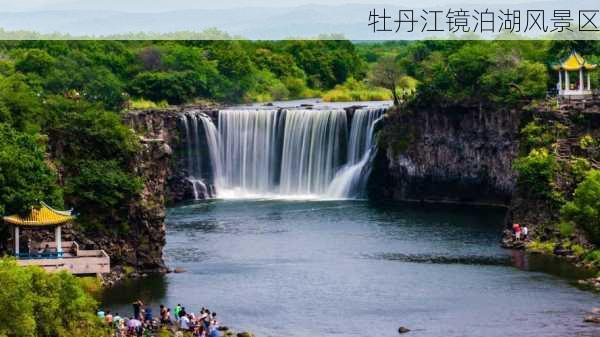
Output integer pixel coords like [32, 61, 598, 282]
[0, 39, 598, 237]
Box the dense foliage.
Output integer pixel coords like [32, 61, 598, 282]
[0, 124, 62, 216]
[357, 40, 600, 108]
[0, 40, 366, 107]
[0, 258, 107, 337]
[561, 170, 600, 245]
[0, 40, 367, 235]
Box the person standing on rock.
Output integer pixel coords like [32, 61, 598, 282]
[513, 223, 521, 241]
[522, 224, 528, 240]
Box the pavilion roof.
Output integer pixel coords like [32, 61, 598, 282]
[552, 51, 597, 71]
[3, 201, 75, 226]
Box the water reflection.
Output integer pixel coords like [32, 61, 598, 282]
[512, 251, 597, 283]
[102, 274, 167, 310]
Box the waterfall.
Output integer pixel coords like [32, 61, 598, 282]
[325, 108, 384, 198]
[179, 110, 221, 199]
[279, 109, 347, 195]
[180, 106, 386, 200]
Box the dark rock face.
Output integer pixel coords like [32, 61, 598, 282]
[124, 105, 220, 204]
[111, 104, 220, 273]
[369, 105, 520, 206]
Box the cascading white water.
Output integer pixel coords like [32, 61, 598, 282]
[179, 110, 221, 199]
[325, 108, 384, 198]
[181, 106, 385, 200]
[218, 109, 281, 196]
[278, 109, 347, 195]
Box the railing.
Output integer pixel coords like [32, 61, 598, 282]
[16, 251, 64, 259]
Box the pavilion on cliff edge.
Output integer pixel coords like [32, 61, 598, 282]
[3, 201, 110, 275]
[553, 51, 597, 98]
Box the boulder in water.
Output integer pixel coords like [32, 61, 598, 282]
[398, 326, 410, 333]
[237, 333, 255, 337]
[174, 267, 186, 273]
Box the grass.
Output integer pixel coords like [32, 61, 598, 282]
[129, 98, 169, 110]
[322, 77, 392, 102]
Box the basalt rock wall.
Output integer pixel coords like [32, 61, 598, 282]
[369, 105, 521, 206]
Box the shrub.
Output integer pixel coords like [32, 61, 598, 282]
[571, 244, 586, 257]
[561, 170, 600, 244]
[579, 135, 595, 150]
[129, 98, 169, 110]
[0, 258, 108, 337]
[520, 121, 556, 152]
[584, 250, 600, 268]
[513, 148, 557, 198]
[322, 77, 394, 102]
[558, 221, 574, 237]
[526, 240, 556, 254]
[570, 157, 592, 183]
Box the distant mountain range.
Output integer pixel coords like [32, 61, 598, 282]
[0, 1, 598, 39]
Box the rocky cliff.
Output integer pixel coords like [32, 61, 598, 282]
[508, 100, 600, 243]
[125, 105, 220, 204]
[369, 104, 521, 206]
[110, 105, 218, 274]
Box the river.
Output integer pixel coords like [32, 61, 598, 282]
[102, 199, 600, 337]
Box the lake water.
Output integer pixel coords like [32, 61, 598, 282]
[103, 199, 600, 337]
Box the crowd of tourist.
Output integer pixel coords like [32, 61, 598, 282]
[98, 300, 223, 337]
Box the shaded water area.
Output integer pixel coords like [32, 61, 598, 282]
[103, 200, 600, 337]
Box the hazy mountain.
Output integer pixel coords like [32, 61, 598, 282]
[0, 1, 597, 39]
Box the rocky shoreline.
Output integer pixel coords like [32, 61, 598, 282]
[501, 232, 600, 293]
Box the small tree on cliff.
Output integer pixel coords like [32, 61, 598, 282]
[369, 56, 403, 106]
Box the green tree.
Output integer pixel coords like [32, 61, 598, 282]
[0, 258, 108, 337]
[0, 74, 44, 132]
[513, 148, 557, 198]
[14, 49, 56, 76]
[64, 160, 142, 231]
[561, 170, 600, 244]
[369, 56, 403, 105]
[0, 123, 62, 216]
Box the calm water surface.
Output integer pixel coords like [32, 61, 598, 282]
[103, 200, 600, 337]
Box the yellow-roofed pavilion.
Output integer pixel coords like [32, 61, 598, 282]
[3, 202, 110, 274]
[552, 51, 597, 97]
[3, 201, 74, 258]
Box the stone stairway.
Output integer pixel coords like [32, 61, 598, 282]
[553, 109, 576, 161]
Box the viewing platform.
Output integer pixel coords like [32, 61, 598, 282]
[3, 202, 110, 275]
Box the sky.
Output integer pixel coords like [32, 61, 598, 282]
[0, 0, 596, 39]
[0, 0, 547, 12]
